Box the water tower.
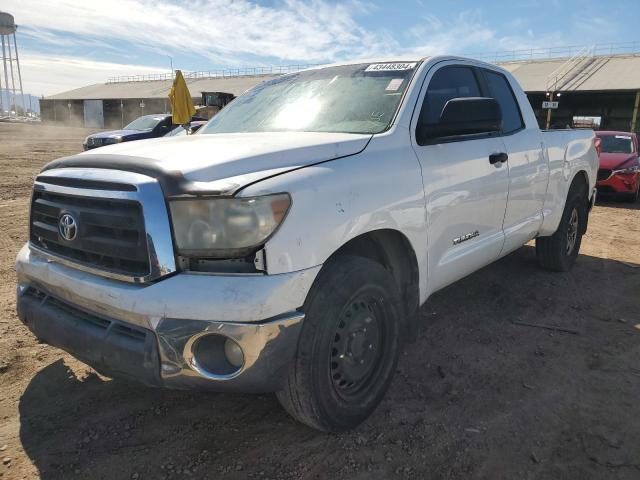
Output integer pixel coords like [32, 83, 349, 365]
[0, 11, 25, 117]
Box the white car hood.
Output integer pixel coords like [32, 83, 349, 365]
[70, 131, 371, 195]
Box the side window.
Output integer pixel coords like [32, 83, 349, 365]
[481, 70, 524, 134]
[418, 66, 481, 126]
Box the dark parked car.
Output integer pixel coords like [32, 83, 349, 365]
[83, 114, 206, 150]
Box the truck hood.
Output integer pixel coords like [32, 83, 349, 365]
[44, 131, 372, 197]
[599, 152, 638, 170]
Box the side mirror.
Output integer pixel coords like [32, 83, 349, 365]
[418, 97, 502, 143]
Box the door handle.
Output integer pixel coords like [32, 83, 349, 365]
[489, 152, 508, 164]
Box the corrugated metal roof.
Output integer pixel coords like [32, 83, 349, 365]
[45, 53, 640, 101]
[501, 54, 640, 92]
[45, 74, 281, 101]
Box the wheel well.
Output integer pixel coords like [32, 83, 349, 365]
[327, 229, 420, 341]
[571, 170, 589, 195]
[570, 170, 590, 234]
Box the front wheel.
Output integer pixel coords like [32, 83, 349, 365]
[277, 256, 402, 432]
[536, 182, 588, 272]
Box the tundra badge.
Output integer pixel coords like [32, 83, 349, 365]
[453, 230, 479, 245]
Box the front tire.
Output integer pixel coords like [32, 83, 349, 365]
[277, 256, 402, 432]
[536, 182, 588, 272]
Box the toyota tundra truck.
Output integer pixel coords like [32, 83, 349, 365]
[17, 56, 598, 432]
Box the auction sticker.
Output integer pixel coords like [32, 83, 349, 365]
[365, 62, 417, 72]
[385, 78, 404, 91]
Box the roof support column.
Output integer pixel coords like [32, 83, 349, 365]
[631, 91, 640, 133]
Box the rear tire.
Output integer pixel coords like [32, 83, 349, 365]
[277, 256, 402, 432]
[536, 182, 588, 272]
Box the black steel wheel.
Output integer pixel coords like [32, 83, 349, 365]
[565, 207, 579, 256]
[277, 255, 402, 432]
[536, 180, 588, 272]
[330, 294, 386, 400]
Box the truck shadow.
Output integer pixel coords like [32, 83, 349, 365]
[18, 246, 640, 480]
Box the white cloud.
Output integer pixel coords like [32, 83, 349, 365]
[2, 0, 620, 96]
[5, 0, 394, 64]
[17, 52, 168, 96]
[5, 0, 400, 95]
[403, 9, 568, 58]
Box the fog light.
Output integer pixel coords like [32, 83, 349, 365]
[224, 338, 244, 368]
[189, 334, 243, 377]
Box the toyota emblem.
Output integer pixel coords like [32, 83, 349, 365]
[58, 213, 78, 241]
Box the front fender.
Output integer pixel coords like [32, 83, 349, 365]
[237, 132, 430, 303]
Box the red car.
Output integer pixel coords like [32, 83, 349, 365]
[595, 131, 640, 202]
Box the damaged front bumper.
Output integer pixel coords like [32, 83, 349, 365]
[16, 245, 320, 392]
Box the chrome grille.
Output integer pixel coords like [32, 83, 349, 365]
[28, 168, 177, 283]
[30, 190, 150, 276]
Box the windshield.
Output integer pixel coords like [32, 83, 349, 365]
[599, 134, 634, 154]
[125, 115, 166, 131]
[199, 62, 419, 135]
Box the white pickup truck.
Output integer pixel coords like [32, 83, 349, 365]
[17, 56, 598, 432]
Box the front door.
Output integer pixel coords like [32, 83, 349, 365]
[411, 63, 509, 293]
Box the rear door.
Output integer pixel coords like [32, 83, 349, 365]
[478, 68, 548, 254]
[411, 62, 510, 293]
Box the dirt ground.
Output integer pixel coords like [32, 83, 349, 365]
[0, 122, 638, 480]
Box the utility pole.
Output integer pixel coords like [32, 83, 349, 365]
[545, 92, 561, 130]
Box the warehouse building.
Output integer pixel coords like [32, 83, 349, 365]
[41, 48, 640, 133]
[500, 50, 640, 132]
[40, 72, 282, 128]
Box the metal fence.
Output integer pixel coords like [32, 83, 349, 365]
[468, 41, 640, 63]
[107, 64, 321, 84]
[106, 41, 640, 84]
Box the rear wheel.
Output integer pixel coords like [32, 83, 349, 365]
[277, 256, 402, 432]
[536, 182, 588, 272]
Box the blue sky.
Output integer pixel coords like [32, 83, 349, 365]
[3, 0, 639, 96]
